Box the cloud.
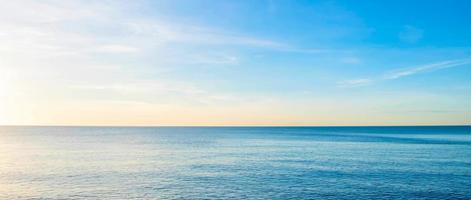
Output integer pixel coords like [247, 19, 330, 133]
[399, 25, 423, 43]
[339, 58, 471, 87]
[384, 59, 471, 80]
[95, 45, 139, 53]
[189, 54, 239, 65]
[337, 78, 372, 87]
[71, 81, 205, 96]
[69, 80, 240, 106]
[0, 0, 343, 76]
[122, 19, 337, 55]
[123, 20, 289, 49]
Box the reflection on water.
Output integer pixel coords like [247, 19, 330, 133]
[1, 126, 470, 199]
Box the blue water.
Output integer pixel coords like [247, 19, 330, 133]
[0, 126, 470, 199]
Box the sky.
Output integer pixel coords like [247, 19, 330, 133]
[0, 0, 471, 126]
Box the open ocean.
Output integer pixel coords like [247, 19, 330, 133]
[0, 126, 470, 199]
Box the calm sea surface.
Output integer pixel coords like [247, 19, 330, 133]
[0, 126, 470, 199]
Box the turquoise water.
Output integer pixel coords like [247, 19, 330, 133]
[0, 126, 470, 199]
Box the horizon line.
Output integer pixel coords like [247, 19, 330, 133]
[1, 124, 470, 128]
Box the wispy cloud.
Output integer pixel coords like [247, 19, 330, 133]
[189, 54, 239, 65]
[384, 59, 471, 80]
[123, 21, 334, 54]
[0, 0, 342, 77]
[339, 58, 471, 87]
[69, 80, 240, 106]
[337, 78, 372, 88]
[124, 20, 287, 49]
[95, 45, 139, 54]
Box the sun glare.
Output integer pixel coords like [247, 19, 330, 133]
[0, 72, 14, 124]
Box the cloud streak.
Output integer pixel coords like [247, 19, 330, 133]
[339, 58, 471, 87]
[337, 78, 372, 88]
[384, 59, 471, 80]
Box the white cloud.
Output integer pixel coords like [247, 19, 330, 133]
[123, 20, 287, 48]
[189, 54, 239, 65]
[0, 0, 344, 94]
[339, 58, 471, 87]
[95, 45, 139, 53]
[69, 80, 240, 106]
[384, 59, 471, 80]
[1, 0, 340, 77]
[337, 78, 372, 87]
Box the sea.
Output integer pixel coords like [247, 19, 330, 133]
[0, 126, 470, 199]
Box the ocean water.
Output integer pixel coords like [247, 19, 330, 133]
[0, 126, 470, 199]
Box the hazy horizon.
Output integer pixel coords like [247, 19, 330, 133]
[7, 123, 471, 126]
[1, 0, 471, 125]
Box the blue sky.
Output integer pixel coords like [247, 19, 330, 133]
[0, 0, 470, 125]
